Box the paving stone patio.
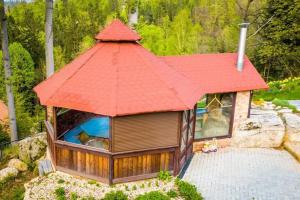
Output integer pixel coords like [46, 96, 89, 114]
[183, 148, 300, 200]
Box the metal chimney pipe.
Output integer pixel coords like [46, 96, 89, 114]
[237, 22, 250, 71]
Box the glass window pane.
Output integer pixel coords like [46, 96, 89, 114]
[195, 93, 234, 140]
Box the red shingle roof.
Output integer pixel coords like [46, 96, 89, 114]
[34, 19, 268, 116]
[160, 53, 268, 94]
[95, 19, 141, 41]
[34, 42, 204, 116]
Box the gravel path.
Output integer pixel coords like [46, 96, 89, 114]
[183, 148, 300, 200]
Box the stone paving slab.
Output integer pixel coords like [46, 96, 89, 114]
[183, 148, 300, 200]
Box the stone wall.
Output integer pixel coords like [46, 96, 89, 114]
[232, 91, 251, 137]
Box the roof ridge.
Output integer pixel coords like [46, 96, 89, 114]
[46, 43, 105, 104]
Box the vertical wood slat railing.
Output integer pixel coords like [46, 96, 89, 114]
[45, 121, 176, 184]
[45, 121, 56, 165]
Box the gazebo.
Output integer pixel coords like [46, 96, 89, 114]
[34, 19, 267, 184]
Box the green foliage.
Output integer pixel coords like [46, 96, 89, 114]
[70, 192, 79, 200]
[166, 190, 178, 198]
[102, 190, 128, 200]
[157, 171, 172, 181]
[55, 187, 66, 200]
[0, 171, 37, 200]
[272, 98, 297, 112]
[254, 77, 300, 101]
[135, 191, 170, 200]
[175, 179, 203, 200]
[132, 185, 137, 190]
[10, 187, 25, 200]
[254, 0, 300, 80]
[0, 124, 10, 144]
[2, 145, 19, 161]
[57, 179, 65, 184]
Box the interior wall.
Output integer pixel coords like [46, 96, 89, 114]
[112, 112, 180, 152]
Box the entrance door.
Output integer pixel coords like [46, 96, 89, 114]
[179, 108, 196, 171]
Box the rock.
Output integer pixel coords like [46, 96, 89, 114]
[262, 102, 275, 110]
[232, 112, 285, 148]
[277, 108, 292, 114]
[284, 141, 300, 161]
[18, 132, 47, 163]
[8, 158, 28, 172]
[0, 167, 18, 182]
[283, 113, 300, 142]
[239, 118, 261, 130]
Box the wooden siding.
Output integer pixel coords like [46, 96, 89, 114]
[55, 142, 110, 181]
[112, 112, 180, 152]
[113, 150, 174, 179]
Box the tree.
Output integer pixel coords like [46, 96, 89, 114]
[0, 0, 18, 142]
[254, 0, 300, 80]
[45, 0, 54, 77]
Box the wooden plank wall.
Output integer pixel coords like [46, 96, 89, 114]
[113, 150, 174, 179]
[55, 144, 109, 181]
[112, 112, 180, 152]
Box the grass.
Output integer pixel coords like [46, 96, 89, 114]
[0, 171, 37, 200]
[272, 98, 298, 112]
[254, 77, 300, 101]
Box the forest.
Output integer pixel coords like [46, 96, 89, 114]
[0, 0, 299, 140]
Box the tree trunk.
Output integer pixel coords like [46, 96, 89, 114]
[0, 0, 18, 142]
[45, 0, 54, 78]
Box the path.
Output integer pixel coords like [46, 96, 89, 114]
[288, 100, 300, 111]
[183, 148, 300, 200]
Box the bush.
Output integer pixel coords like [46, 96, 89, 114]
[135, 191, 170, 200]
[175, 179, 203, 200]
[0, 124, 10, 144]
[158, 171, 172, 181]
[102, 190, 128, 200]
[166, 190, 178, 198]
[55, 187, 66, 200]
[70, 192, 78, 200]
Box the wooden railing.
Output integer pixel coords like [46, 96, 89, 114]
[45, 121, 176, 184]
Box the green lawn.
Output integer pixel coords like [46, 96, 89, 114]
[254, 77, 300, 101]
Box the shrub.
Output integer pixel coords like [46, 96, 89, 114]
[2, 145, 19, 160]
[158, 171, 172, 181]
[55, 187, 66, 200]
[0, 124, 10, 144]
[135, 191, 170, 200]
[132, 185, 137, 190]
[57, 179, 65, 184]
[166, 190, 178, 198]
[102, 190, 128, 200]
[88, 180, 97, 185]
[70, 192, 78, 200]
[175, 179, 203, 200]
[11, 187, 25, 200]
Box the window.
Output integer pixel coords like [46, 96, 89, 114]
[194, 93, 235, 140]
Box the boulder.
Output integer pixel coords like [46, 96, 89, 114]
[284, 141, 300, 161]
[232, 112, 285, 148]
[0, 167, 18, 182]
[8, 158, 28, 172]
[18, 132, 47, 163]
[277, 108, 293, 114]
[283, 113, 300, 142]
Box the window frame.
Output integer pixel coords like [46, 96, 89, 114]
[193, 92, 237, 142]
